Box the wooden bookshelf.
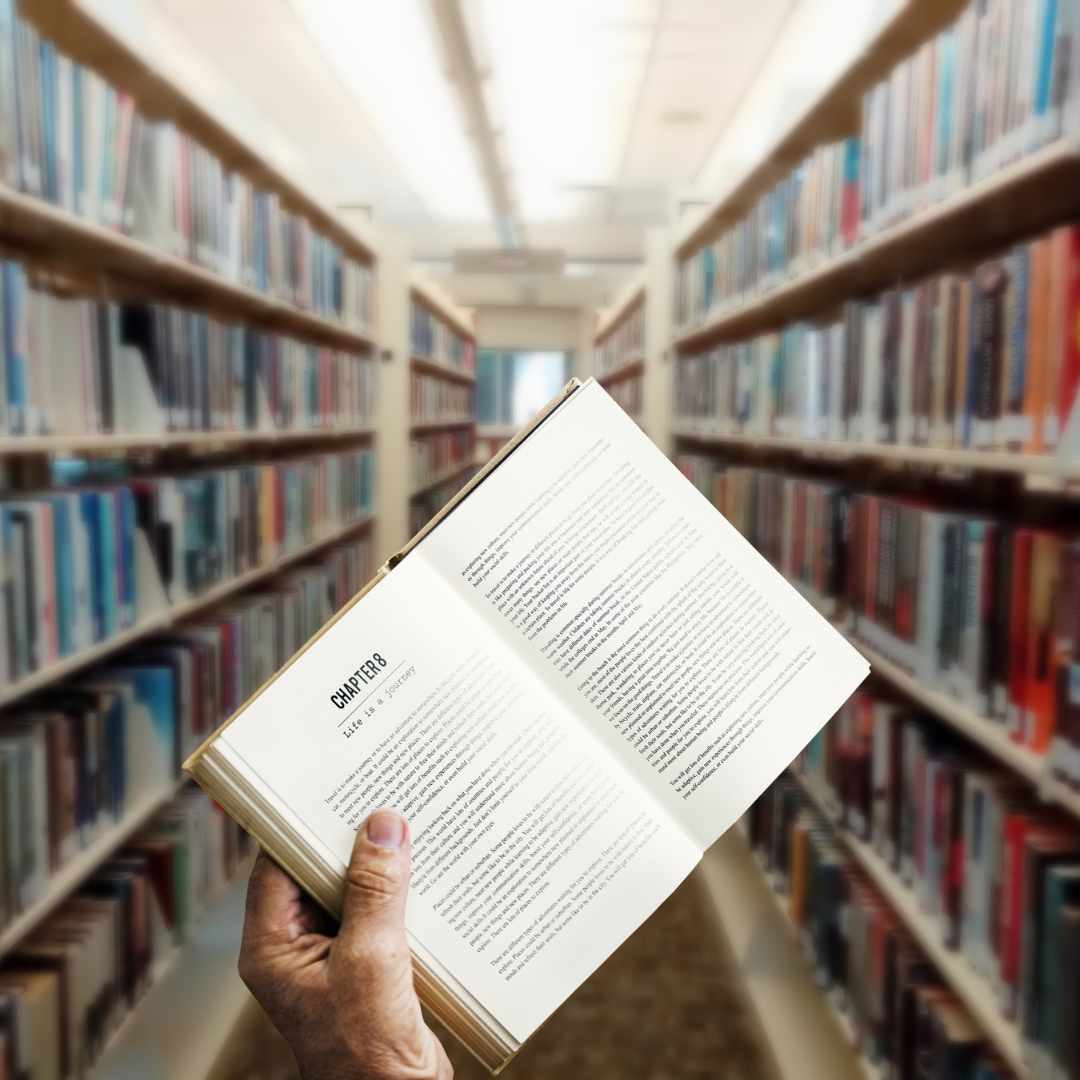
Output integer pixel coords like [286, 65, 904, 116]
[91, 865, 253, 1080]
[674, 0, 969, 261]
[671, 425, 1080, 488]
[0, 777, 186, 962]
[410, 356, 477, 386]
[410, 462, 475, 500]
[697, 829, 872, 1080]
[790, 771, 1026, 1077]
[0, 184, 377, 352]
[410, 278, 475, 343]
[408, 418, 475, 434]
[0, 512, 375, 711]
[675, 137, 1080, 350]
[597, 358, 645, 387]
[594, 283, 645, 346]
[0, 426, 376, 458]
[21, 0, 377, 268]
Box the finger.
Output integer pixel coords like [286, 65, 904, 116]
[339, 809, 412, 951]
[243, 850, 303, 944]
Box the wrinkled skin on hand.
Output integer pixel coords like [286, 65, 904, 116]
[238, 810, 453, 1080]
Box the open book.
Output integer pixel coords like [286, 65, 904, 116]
[184, 378, 869, 1072]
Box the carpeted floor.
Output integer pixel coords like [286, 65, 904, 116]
[231, 873, 773, 1080]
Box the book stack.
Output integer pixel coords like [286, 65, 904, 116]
[409, 428, 475, 493]
[410, 299, 475, 377]
[0, 3, 374, 330]
[0, 787, 250, 1080]
[748, 774, 1014, 1078]
[675, 217, 1080, 460]
[0, 260, 376, 438]
[679, 456, 1080, 769]
[409, 370, 473, 425]
[595, 303, 644, 379]
[0, 529, 370, 934]
[792, 683, 1080, 1078]
[678, 457, 848, 617]
[0, 446, 375, 688]
[676, 139, 859, 330]
[604, 375, 643, 423]
[675, 0, 1080, 334]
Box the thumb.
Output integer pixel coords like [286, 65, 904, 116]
[339, 808, 412, 956]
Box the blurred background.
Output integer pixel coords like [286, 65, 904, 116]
[0, 0, 1078, 1076]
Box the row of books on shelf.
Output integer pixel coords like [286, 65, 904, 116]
[675, 0, 1080, 330]
[676, 457, 1080, 769]
[751, 768, 1010, 1080]
[0, 787, 250, 1080]
[595, 304, 644, 378]
[409, 371, 473, 425]
[791, 680, 1080, 1078]
[748, 775, 1012, 1080]
[0, 2, 374, 328]
[0, 530, 370, 939]
[604, 375, 643, 422]
[0, 261, 376, 438]
[0, 445, 375, 687]
[675, 221, 1080, 458]
[409, 429, 475, 493]
[408, 468, 478, 537]
[409, 301, 474, 375]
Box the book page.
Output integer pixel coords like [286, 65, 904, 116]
[410, 380, 869, 849]
[215, 554, 699, 1042]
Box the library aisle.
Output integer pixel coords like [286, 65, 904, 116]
[3, 0, 1080, 1076]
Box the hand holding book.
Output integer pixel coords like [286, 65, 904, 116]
[239, 809, 453, 1080]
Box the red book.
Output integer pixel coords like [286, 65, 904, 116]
[1057, 225, 1080, 441]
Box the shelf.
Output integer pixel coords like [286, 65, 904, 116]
[409, 463, 474, 500]
[675, 0, 973, 259]
[594, 282, 645, 345]
[697, 829, 872, 1080]
[791, 771, 1026, 1077]
[91, 864, 254, 1080]
[845, 631, 1080, 827]
[22, 0, 376, 266]
[671, 423, 1080, 486]
[0, 426, 376, 458]
[597, 359, 645, 386]
[409, 418, 476, 434]
[409, 280, 475, 342]
[410, 356, 477, 386]
[0, 185, 378, 352]
[0, 512, 375, 710]
[675, 137, 1080, 350]
[0, 778, 186, 962]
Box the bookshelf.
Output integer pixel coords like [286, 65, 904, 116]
[0, 777, 185, 962]
[91, 866, 254, 1080]
[789, 770, 1026, 1076]
[697, 829, 874, 1080]
[0, 512, 375, 711]
[0, 2, 388, 1074]
[407, 274, 478, 534]
[667, 0, 1080, 1075]
[0, 183, 377, 352]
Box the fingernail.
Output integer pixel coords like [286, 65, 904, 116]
[367, 809, 406, 849]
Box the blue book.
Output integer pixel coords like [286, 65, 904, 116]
[78, 491, 104, 643]
[103, 689, 126, 815]
[112, 664, 177, 775]
[1007, 248, 1030, 435]
[937, 27, 955, 177]
[3, 262, 26, 434]
[117, 487, 136, 629]
[1034, 0, 1058, 119]
[47, 495, 74, 656]
[99, 491, 117, 638]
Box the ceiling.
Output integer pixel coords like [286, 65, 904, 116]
[146, 0, 799, 266]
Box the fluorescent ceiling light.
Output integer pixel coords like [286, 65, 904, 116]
[466, 0, 659, 221]
[287, 0, 491, 222]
